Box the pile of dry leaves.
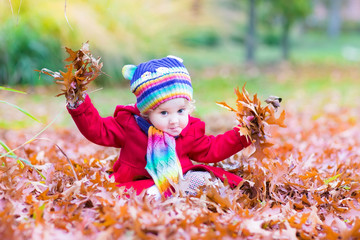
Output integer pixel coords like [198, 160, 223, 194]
[1, 44, 359, 239]
[1, 92, 360, 239]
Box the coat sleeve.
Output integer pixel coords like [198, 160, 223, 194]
[187, 120, 252, 163]
[67, 95, 127, 148]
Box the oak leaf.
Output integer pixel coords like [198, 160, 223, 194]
[217, 84, 286, 160]
[36, 41, 103, 105]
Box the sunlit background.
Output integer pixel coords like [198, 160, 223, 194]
[1, 0, 360, 128]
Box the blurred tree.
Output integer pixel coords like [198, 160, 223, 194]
[327, 0, 342, 38]
[191, 0, 204, 16]
[245, 0, 257, 64]
[266, 0, 312, 60]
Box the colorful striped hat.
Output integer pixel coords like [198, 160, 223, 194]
[122, 56, 193, 113]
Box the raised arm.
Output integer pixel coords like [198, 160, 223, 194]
[67, 95, 127, 148]
[188, 120, 251, 163]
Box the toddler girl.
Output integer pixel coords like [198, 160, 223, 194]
[67, 56, 252, 198]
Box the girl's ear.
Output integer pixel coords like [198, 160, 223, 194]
[122, 65, 137, 81]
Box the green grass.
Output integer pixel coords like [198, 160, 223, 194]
[1, 68, 358, 131]
[179, 31, 360, 69]
[2, 30, 360, 129]
[285, 31, 360, 64]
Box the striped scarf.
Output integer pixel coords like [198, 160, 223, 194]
[135, 115, 183, 194]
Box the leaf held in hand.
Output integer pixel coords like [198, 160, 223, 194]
[35, 41, 103, 105]
[218, 84, 286, 160]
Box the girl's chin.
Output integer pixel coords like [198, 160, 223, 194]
[166, 128, 182, 136]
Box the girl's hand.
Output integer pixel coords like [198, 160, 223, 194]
[67, 90, 87, 109]
[245, 116, 259, 135]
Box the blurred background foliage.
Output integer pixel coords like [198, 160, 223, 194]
[1, 0, 360, 127]
[1, 0, 360, 86]
[2, 0, 239, 85]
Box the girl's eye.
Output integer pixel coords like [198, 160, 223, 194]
[178, 109, 185, 114]
[160, 111, 168, 116]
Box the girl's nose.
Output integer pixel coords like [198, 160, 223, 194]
[169, 116, 178, 124]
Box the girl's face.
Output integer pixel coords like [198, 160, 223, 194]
[148, 98, 190, 136]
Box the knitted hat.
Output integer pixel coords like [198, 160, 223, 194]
[122, 56, 193, 113]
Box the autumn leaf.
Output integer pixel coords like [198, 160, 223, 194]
[2, 101, 360, 238]
[64, 47, 78, 62]
[5, 63, 360, 238]
[36, 41, 103, 105]
[217, 84, 286, 160]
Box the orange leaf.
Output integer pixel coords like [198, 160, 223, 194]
[65, 47, 78, 62]
[216, 102, 236, 112]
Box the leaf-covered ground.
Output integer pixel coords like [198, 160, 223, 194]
[1, 92, 360, 239]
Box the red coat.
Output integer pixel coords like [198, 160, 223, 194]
[68, 95, 251, 194]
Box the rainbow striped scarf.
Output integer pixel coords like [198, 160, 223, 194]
[145, 126, 183, 194]
[135, 115, 183, 195]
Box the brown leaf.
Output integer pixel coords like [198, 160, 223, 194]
[218, 84, 286, 160]
[37, 42, 103, 104]
[64, 47, 78, 62]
